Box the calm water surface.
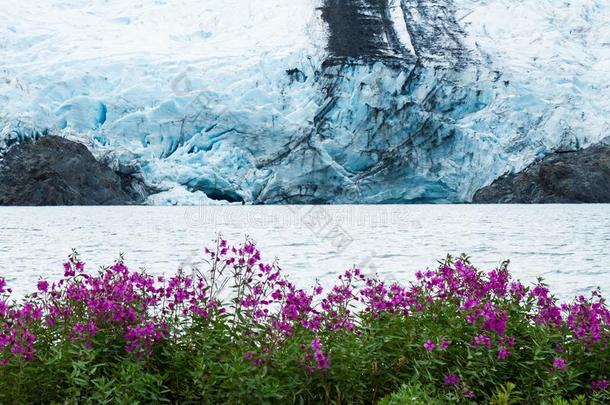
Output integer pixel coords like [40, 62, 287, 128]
[0, 205, 608, 300]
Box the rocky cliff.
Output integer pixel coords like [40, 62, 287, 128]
[473, 143, 610, 203]
[0, 136, 150, 205]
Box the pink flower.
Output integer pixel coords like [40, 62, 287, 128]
[37, 280, 49, 292]
[271, 289, 283, 300]
[553, 357, 567, 371]
[310, 338, 331, 369]
[87, 322, 98, 335]
[72, 323, 84, 334]
[473, 334, 491, 349]
[444, 374, 460, 386]
[439, 339, 450, 350]
[497, 346, 511, 360]
[63, 262, 75, 277]
[591, 379, 609, 391]
[423, 340, 435, 352]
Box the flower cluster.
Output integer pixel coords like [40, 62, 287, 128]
[0, 240, 609, 401]
[1, 252, 220, 360]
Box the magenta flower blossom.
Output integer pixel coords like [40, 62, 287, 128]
[63, 262, 75, 277]
[423, 339, 435, 352]
[36, 280, 49, 293]
[464, 388, 475, 399]
[497, 346, 511, 360]
[553, 357, 567, 371]
[0, 301, 8, 317]
[444, 374, 460, 386]
[86, 322, 98, 335]
[473, 334, 491, 349]
[591, 379, 609, 391]
[310, 338, 331, 369]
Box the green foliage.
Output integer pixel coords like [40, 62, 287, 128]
[377, 382, 449, 405]
[377, 384, 608, 405]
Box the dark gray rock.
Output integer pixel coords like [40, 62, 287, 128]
[0, 136, 150, 205]
[473, 144, 610, 203]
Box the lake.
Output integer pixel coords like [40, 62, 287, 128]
[0, 204, 608, 300]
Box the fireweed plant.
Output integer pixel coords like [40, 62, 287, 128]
[0, 238, 608, 404]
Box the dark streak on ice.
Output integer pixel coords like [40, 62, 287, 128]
[320, 0, 467, 66]
[400, 0, 467, 66]
[320, 0, 412, 62]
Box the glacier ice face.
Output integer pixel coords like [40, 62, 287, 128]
[0, 0, 608, 204]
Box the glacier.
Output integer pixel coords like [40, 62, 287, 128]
[0, 0, 608, 204]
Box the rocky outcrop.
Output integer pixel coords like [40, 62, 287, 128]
[473, 143, 610, 203]
[0, 136, 150, 205]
